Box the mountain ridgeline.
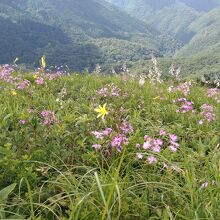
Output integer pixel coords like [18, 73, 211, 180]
[0, 0, 220, 74]
[107, 0, 220, 42]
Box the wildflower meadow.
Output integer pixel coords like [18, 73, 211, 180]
[0, 62, 220, 219]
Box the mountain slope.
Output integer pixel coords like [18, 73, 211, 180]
[0, 0, 181, 71]
[146, 2, 199, 43]
[107, 0, 220, 43]
[176, 7, 220, 57]
[180, 0, 220, 11]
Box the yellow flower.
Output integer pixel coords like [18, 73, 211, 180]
[21, 113, 29, 119]
[94, 103, 108, 119]
[11, 90, 17, 96]
[33, 74, 38, 79]
[40, 55, 46, 69]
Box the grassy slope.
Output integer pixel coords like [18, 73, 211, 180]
[0, 70, 219, 219]
[128, 54, 220, 78]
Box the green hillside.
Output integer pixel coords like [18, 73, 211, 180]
[1, 0, 220, 74]
[128, 53, 220, 79]
[176, 7, 220, 57]
[107, 0, 220, 43]
[147, 2, 199, 43]
[0, 0, 181, 71]
[106, 0, 220, 77]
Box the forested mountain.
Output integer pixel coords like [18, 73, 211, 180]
[176, 7, 220, 57]
[107, 0, 220, 42]
[1, 0, 220, 73]
[0, 0, 181, 71]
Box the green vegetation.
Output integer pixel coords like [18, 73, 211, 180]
[0, 66, 220, 219]
[107, 0, 219, 42]
[0, 0, 181, 72]
[1, 0, 220, 74]
[128, 53, 220, 79]
[1, 1, 220, 219]
[176, 7, 220, 57]
[105, 0, 220, 77]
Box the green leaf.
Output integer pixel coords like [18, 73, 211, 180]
[0, 183, 16, 201]
[0, 146, 9, 155]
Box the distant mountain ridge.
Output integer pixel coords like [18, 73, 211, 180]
[108, 0, 220, 13]
[0, 0, 181, 71]
[176, 7, 220, 57]
[0, 0, 220, 72]
[107, 0, 220, 61]
[107, 0, 220, 43]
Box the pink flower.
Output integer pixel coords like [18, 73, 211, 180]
[168, 134, 180, 152]
[103, 128, 112, 136]
[152, 145, 161, 153]
[207, 88, 219, 98]
[19, 119, 26, 125]
[111, 134, 128, 152]
[120, 121, 133, 134]
[159, 129, 166, 136]
[147, 156, 157, 165]
[200, 104, 215, 122]
[170, 82, 192, 96]
[16, 79, 30, 90]
[28, 108, 35, 113]
[45, 72, 63, 80]
[91, 131, 104, 140]
[178, 98, 187, 102]
[144, 135, 149, 141]
[143, 137, 163, 152]
[170, 141, 179, 147]
[92, 144, 101, 150]
[136, 153, 143, 160]
[201, 181, 208, 189]
[169, 134, 178, 142]
[36, 77, 44, 85]
[135, 143, 140, 148]
[96, 83, 121, 97]
[155, 139, 163, 146]
[169, 145, 178, 152]
[201, 104, 213, 112]
[176, 98, 194, 113]
[143, 141, 151, 149]
[92, 128, 112, 140]
[41, 110, 56, 127]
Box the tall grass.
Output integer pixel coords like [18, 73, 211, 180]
[0, 72, 219, 219]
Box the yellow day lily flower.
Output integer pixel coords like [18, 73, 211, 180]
[94, 103, 108, 119]
[33, 74, 38, 79]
